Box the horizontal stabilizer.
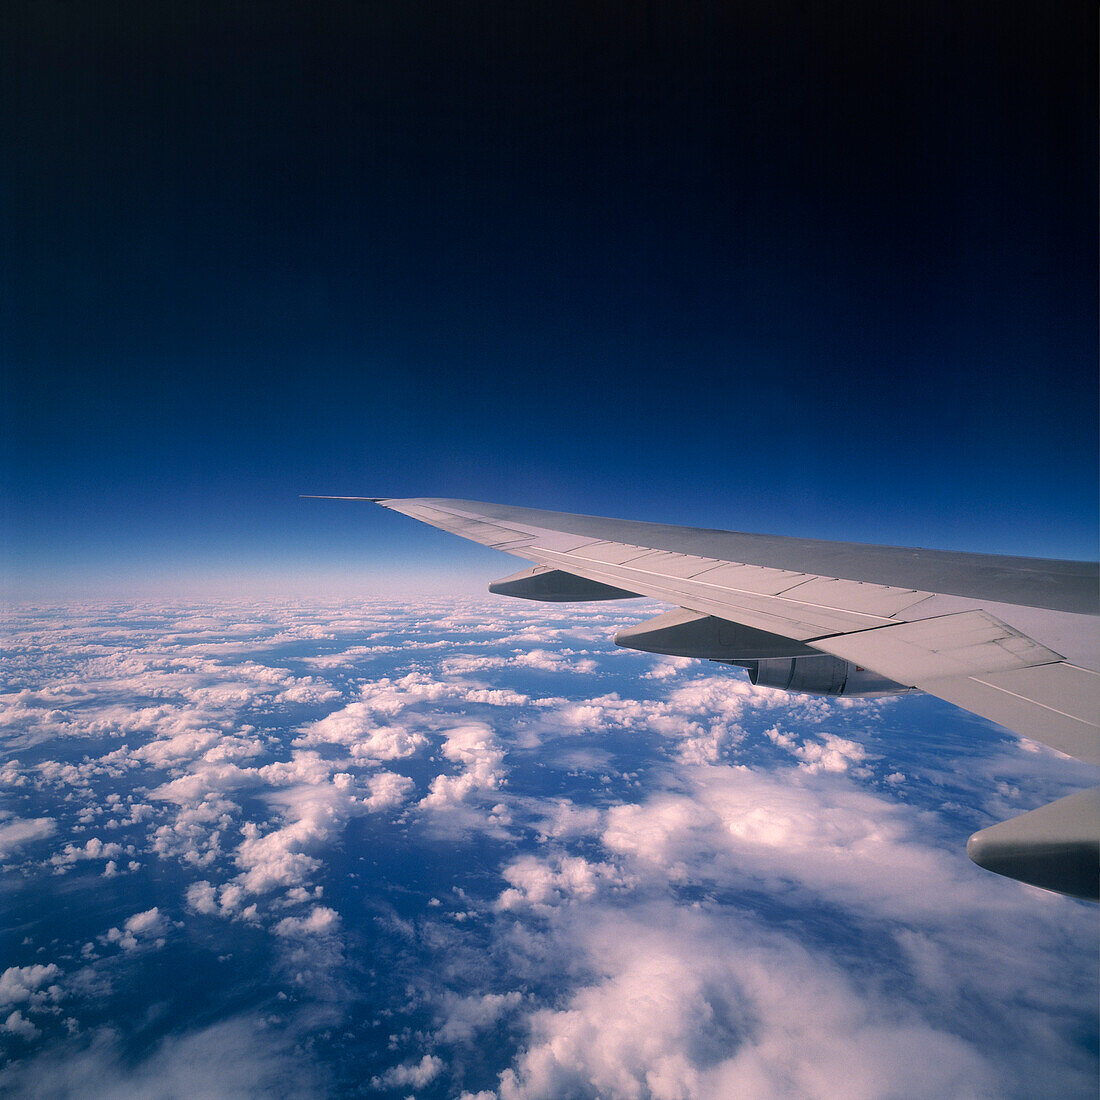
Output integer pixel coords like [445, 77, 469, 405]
[967, 786, 1100, 901]
[489, 566, 639, 602]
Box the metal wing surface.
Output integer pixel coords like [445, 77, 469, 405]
[369, 496, 1098, 767]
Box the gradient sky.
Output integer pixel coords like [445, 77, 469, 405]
[3, 2, 1096, 598]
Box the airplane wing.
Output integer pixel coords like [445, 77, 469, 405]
[309, 495, 1100, 900]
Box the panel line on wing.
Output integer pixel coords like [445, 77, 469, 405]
[528, 546, 882, 637]
[532, 545, 892, 625]
[965, 674, 1100, 728]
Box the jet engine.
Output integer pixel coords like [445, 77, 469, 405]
[613, 608, 913, 698]
[742, 654, 913, 698]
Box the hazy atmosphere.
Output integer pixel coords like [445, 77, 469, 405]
[3, 3, 1097, 1098]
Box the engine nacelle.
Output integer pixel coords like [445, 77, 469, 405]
[615, 610, 914, 697]
[967, 785, 1100, 901]
[743, 655, 913, 698]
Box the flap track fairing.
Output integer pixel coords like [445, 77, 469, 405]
[614, 608, 817, 660]
[489, 566, 640, 602]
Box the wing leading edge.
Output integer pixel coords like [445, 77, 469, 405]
[313, 495, 1100, 899]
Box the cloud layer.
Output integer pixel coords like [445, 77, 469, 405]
[1, 597, 1095, 1098]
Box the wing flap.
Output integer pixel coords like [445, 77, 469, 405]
[924, 667, 1100, 765]
[812, 610, 1065, 681]
[812, 612, 1098, 762]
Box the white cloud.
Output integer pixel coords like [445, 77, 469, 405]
[234, 766, 413, 896]
[233, 808, 332, 895]
[185, 880, 219, 915]
[364, 770, 415, 811]
[600, 764, 973, 916]
[356, 671, 535, 714]
[296, 703, 427, 761]
[370, 1053, 444, 1089]
[0, 1013, 323, 1098]
[495, 905, 1002, 1100]
[765, 725, 872, 775]
[496, 853, 635, 913]
[641, 655, 695, 680]
[2, 1010, 39, 1040]
[0, 964, 62, 1010]
[272, 906, 341, 937]
[420, 723, 506, 811]
[50, 836, 125, 871]
[442, 648, 598, 676]
[534, 800, 603, 841]
[99, 907, 172, 952]
[5, 597, 1094, 1098]
[0, 816, 56, 858]
[436, 990, 524, 1043]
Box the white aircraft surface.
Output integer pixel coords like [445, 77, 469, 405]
[306, 496, 1099, 901]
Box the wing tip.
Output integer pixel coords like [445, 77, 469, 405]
[300, 495, 390, 503]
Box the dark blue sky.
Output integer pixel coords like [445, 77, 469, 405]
[4, 2, 1096, 596]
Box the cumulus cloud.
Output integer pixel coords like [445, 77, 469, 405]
[420, 723, 506, 812]
[495, 905, 1003, 1100]
[641, 655, 695, 680]
[272, 906, 340, 937]
[16, 631, 424, 920]
[533, 680, 821, 763]
[0, 816, 56, 858]
[442, 649, 598, 675]
[232, 767, 414, 897]
[185, 880, 219, 915]
[363, 770, 415, 811]
[534, 800, 603, 841]
[233, 795, 344, 895]
[2, 1010, 39, 1040]
[356, 671, 538, 714]
[99, 907, 172, 952]
[50, 837, 125, 871]
[765, 725, 873, 775]
[600, 764, 975, 916]
[296, 703, 428, 760]
[370, 1053, 444, 1089]
[0, 965, 62, 1010]
[496, 853, 635, 913]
